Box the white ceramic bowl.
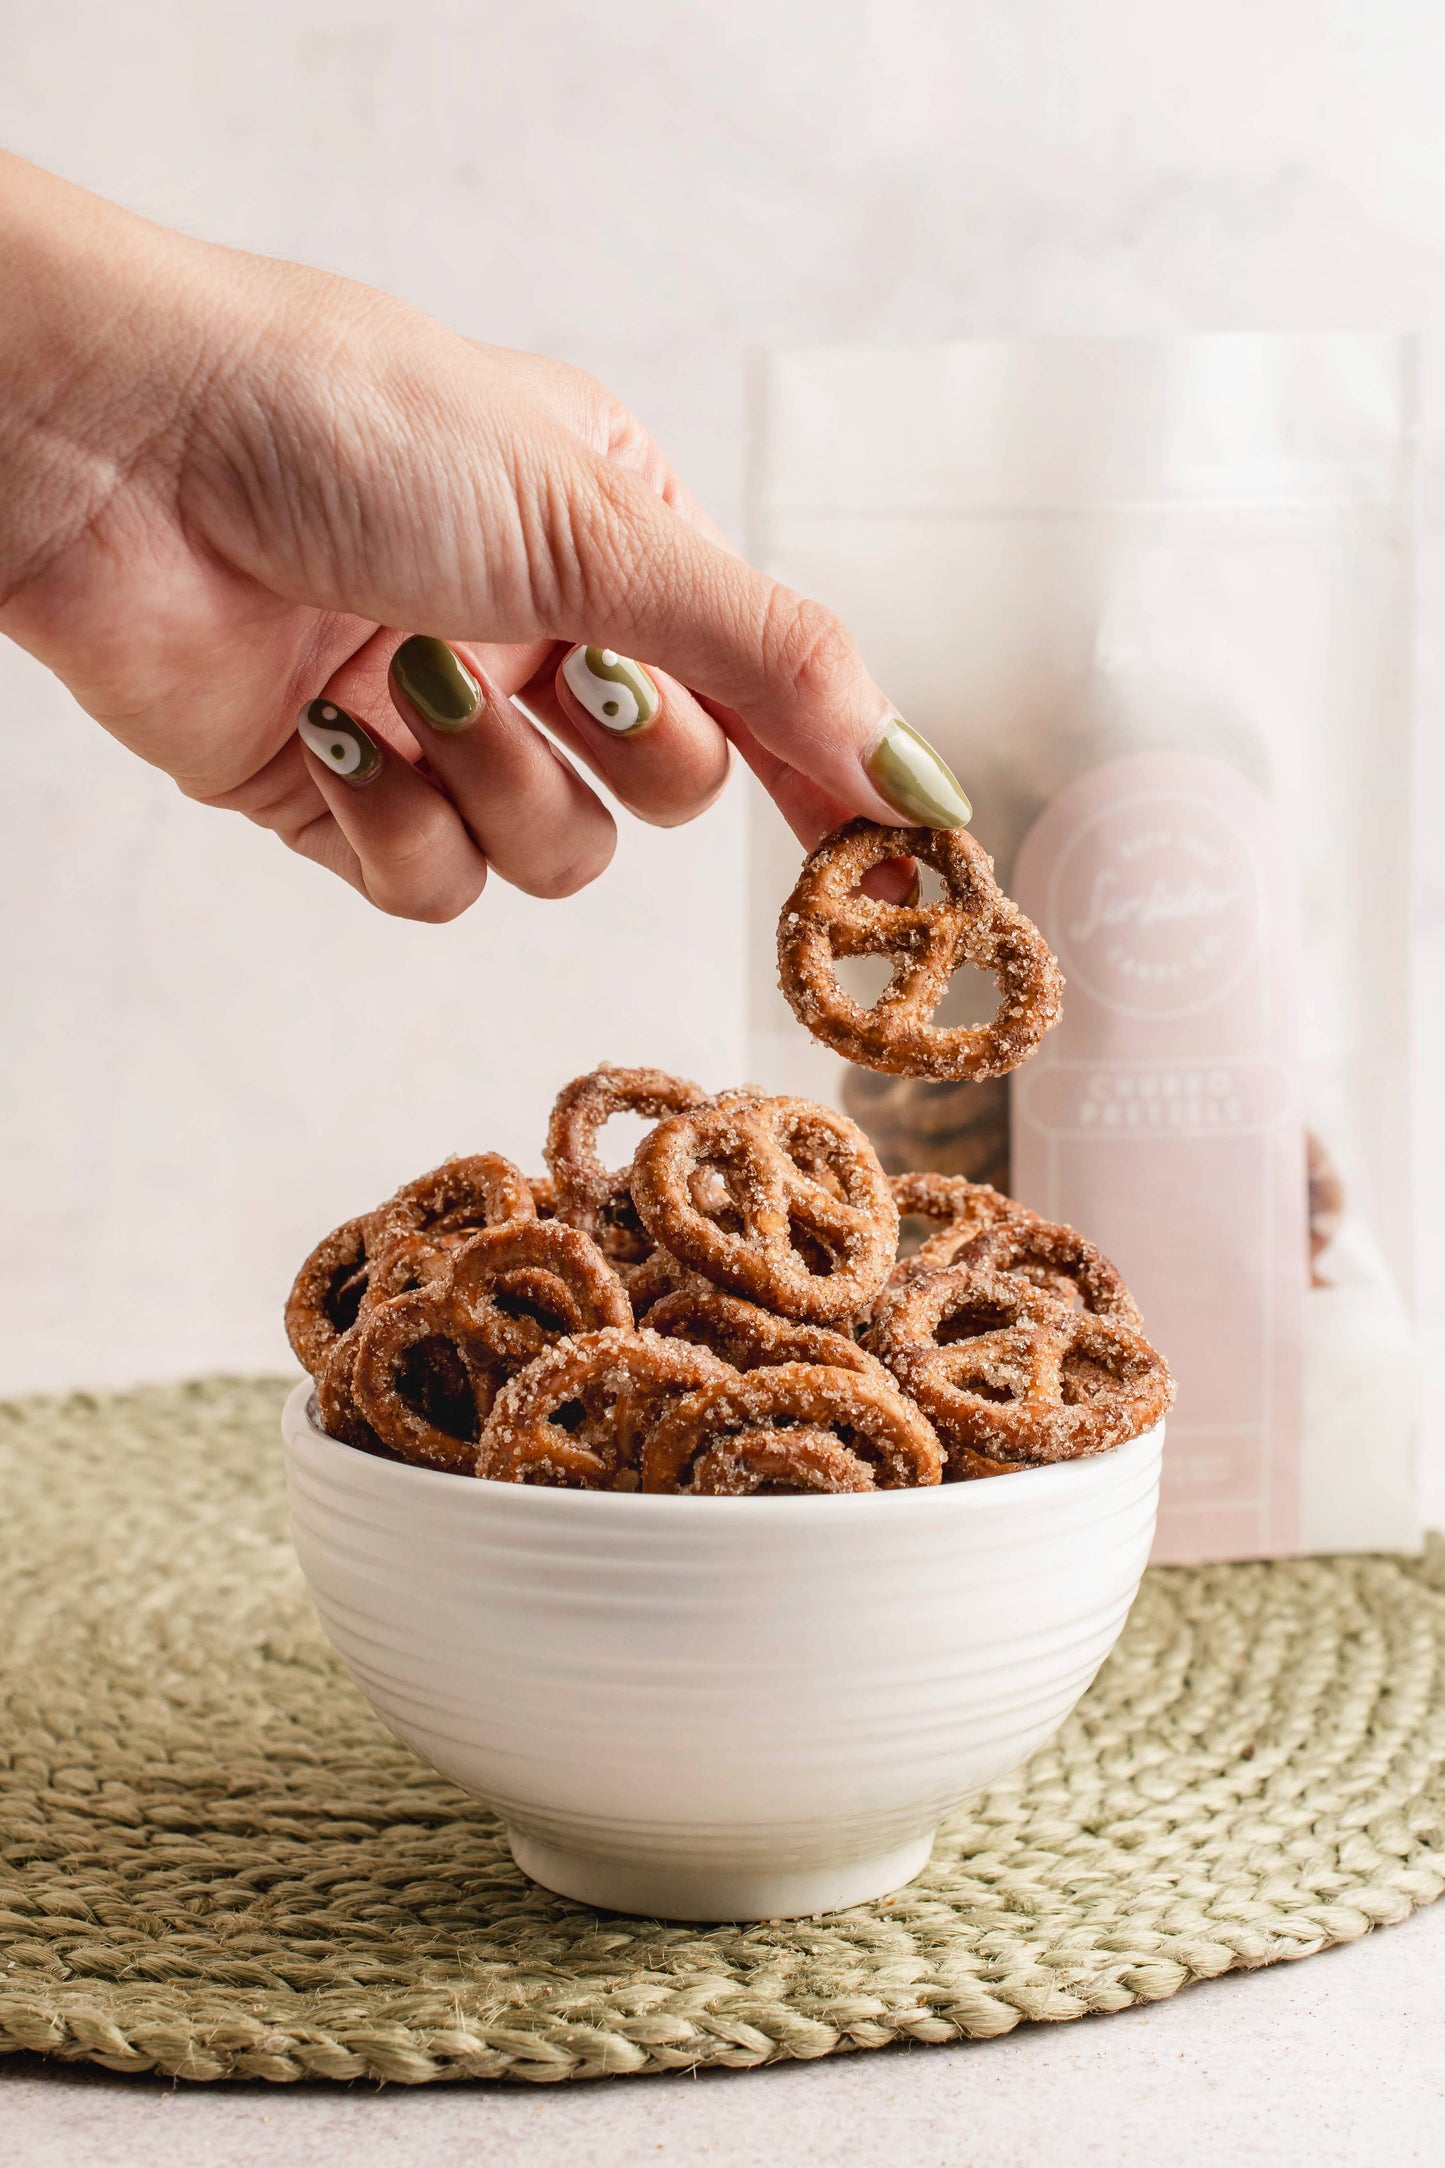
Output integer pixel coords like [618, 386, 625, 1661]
[282, 1381, 1162, 1922]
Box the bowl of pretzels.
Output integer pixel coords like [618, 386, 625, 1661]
[282, 1059, 1171, 1923]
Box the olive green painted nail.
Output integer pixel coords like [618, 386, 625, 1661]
[297, 699, 381, 783]
[560, 645, 660, 734]
[867, 718, 972, 829]
[389, 635, 482, 733]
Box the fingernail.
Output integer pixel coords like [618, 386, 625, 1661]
[560, 645, 660, 735]
[867, 718, 972, 829]
[389, 635, 482, 733]
[902, 868, 921, 907]
[298, 699, 382, 784]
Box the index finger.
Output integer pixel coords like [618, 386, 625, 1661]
[539, 449, 973, 836]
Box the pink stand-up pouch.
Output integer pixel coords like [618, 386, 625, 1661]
[1011, 750, 1307, 1563]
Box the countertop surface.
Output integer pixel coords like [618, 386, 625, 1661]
[4, 1900, 1441, 2168]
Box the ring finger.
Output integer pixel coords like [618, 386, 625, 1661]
[535, 643, 732, 828]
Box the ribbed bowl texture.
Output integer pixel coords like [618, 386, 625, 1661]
[283, 1383, 1163, 1920]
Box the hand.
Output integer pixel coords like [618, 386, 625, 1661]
[0, 156, 971, 921]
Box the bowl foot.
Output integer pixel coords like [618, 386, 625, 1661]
[506, 1829, 935, 1923]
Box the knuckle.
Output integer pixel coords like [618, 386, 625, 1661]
[515, 837, 615, 900]
[373, 870, 484, 924]
[527, 450, 658, 628]
[764, 593, 861, 711]
[369, 811, 487, 922]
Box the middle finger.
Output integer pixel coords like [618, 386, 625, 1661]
[381, 633, 619, 897]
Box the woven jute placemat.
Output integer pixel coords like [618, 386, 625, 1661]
[1, 1378, 1442, 2085]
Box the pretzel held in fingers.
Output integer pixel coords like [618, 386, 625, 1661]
[630, 1096, 898, 1325]
[778, 820, 1063, 1081]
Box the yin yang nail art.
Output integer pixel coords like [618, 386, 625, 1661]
[298, 699, 382, 783]
[560, 646, 661, 735]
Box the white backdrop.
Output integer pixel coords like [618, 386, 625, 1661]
[2, 0, 1442, 1514]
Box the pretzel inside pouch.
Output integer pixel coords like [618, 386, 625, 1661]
[777, 819, 1063, 1081]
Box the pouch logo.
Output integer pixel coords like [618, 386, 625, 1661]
[1050, 791, 1260, 1020]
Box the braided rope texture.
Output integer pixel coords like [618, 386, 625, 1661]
[1, 1378, 1441, 2086]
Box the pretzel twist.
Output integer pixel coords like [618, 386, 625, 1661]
[544, 1065, 709, 1261]
[285, 1213, 387, 1377]
[379, 1153, 536, 1246]
[445, 1220, 633, 1370]
[688, 1427, 877, 1496]
[646, 1286, 891, 1386]
[867, 1266, 1172, 1469]
[477, 1327, 734, 1488]
[887, 1171, 1034, 1293]
[955, 1219, 1142, 1328]
[350, 1288, 506, 1473]
[630, 1096, 898, 1324]
[642, 1362, 942, 1495]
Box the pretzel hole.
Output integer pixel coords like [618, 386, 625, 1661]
[936, 960, 1008, 1029]
[953, 1372, 1015, 1404]
[835, 954, 903, 1010]
[1062, 1351, 1126, 1403]
[690, 1165, 746, 1232]
[430, 1210, 501, 1247]
[834, 1425, 882, 1469]
[394, 1337, 480, 1442]
[1021, 1266, 1085, 1309]
[781, 1138, 850, 1201]
[936, 1300, 1015, 1342]
[490, 1276, 581, 1337]
[591, 1109, 653, 1170]
[788, 1214, 842, 1278]
[897, 1214, 936, 1260]
[853, 854, 919, 906]
[546, 1397, 588, 1434]
[325, 1261, 369, 1336]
